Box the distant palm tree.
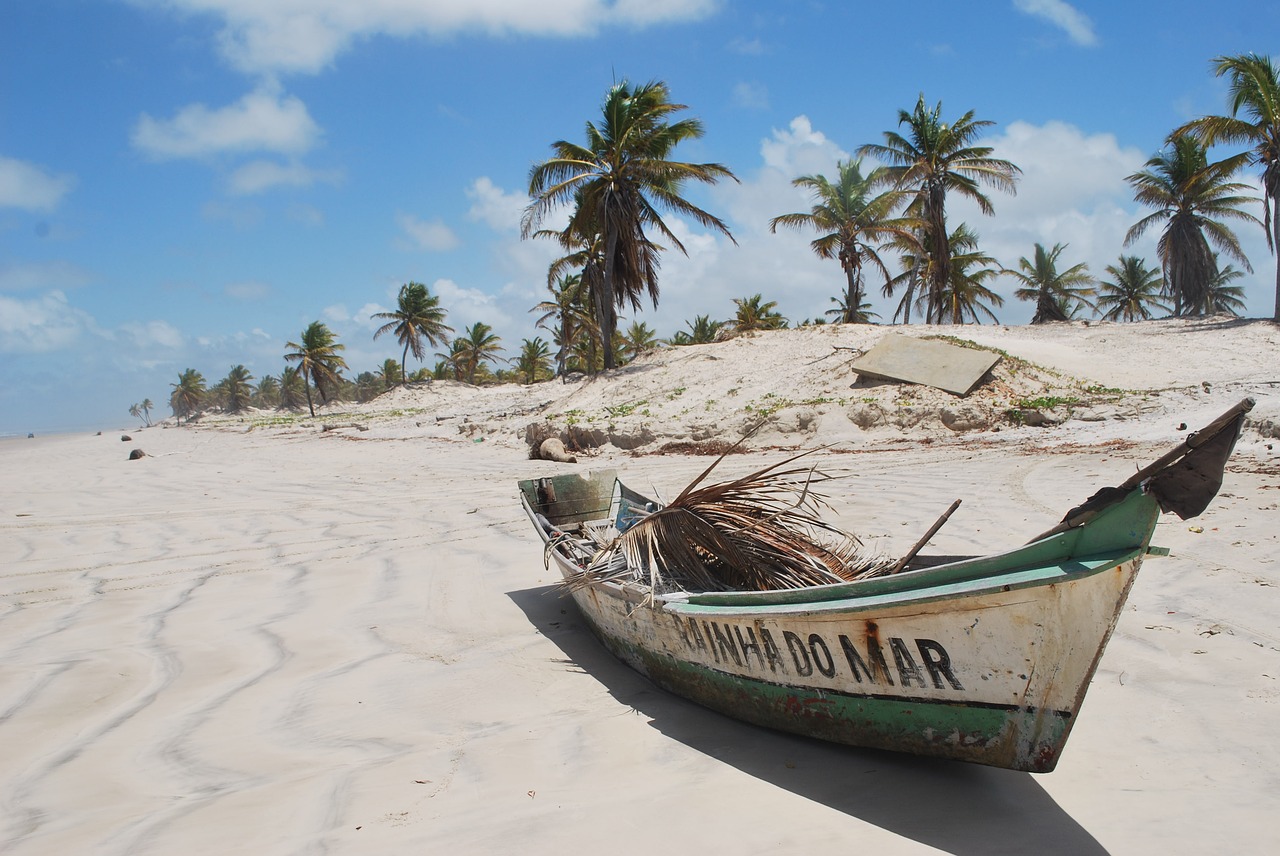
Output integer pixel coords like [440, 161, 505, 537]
[452, 322, 504, 385]
[1125, 136, 1259, 316]
[140, 398, 153, 426]
[1007, 242, 1096, 323]
[278, 367, 306, 411]
[620, 321, 659, 362]
[372, 282, 452, 384]
[379, 358, 402, 389]
[284, 321, 348, 417]
[1175, 53, 1280, 320]
[1206, 256, 1249, 315]
[523, 79, 738, 369]
[859, 95, 1020, 323]
[170, 368, 206, 424]
[668, 314, 724, 345]
[221, 364, 255, 414]
[731, 294, 788, 332]
[824, 294, 879, 324]
[254, 374, 281, 408]
[1096, 256, 1170, 321]
[769, 158, 916, 323]
[128, 402, 142, 424]
[532, 273, 594, 378]
[516, 337, 553, 384]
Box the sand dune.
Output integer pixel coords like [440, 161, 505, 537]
[2, 317, 1278, 854]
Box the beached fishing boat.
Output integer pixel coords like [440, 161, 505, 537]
[518, 399, 1252, 772]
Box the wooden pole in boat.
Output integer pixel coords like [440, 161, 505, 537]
[890, 499, 962, 574]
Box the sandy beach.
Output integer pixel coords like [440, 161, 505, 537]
[3, 317, 1279, 854]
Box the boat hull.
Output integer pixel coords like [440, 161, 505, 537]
[554, 547, 1140, 773]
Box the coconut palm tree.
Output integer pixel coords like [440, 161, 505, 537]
[284, 321, 348, 417]
[1007, 242, 1097, 323]
[254, 375, 281, 408]
[139, 398, 153, 426]
[1206, 256, 1249, 315]
[515, 337, 553, 384]
[932, 225, 1004, 324]
[1125, 136, 1259, 316]
[859, 95, 1020, 324]
[452, 322, 504, 385]
[769, 158, 916, 323]
[1175, 53, 1280, 320]
[731, 294, 788, 332]
[1096, 256, 1170, 321]
[128, 403, 142, 424]
[532, 273, 595, 378]
[170, 368, 206, 425]
[277, 367, 306, 411]
[379, 358, 402, 389]
[668, 314, 724, 346]
[620, 321, 659, 362]
[523, 79, 738, 370]
[824, 294, 879, 324]
[220, 364, 255, 414]
[371, 282, 452, 384]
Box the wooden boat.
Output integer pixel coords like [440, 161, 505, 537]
[518, 400, 1252, 772]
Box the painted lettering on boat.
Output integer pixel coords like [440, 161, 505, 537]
[676, 617, 963, 691]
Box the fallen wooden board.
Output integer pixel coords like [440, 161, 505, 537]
[849, 334, 1000, 396]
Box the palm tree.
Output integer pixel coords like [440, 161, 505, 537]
[1175, 53, 1280, 320]
[1125, 136, 1259, 316]
[371, 282, 453, 383]
[859, 95, 1020, 324]
[254, 375, 281, 408]
[1007, 242, 1096, 323]
[284, 321, 348, 417]
[824, 294, 879, 324]
[379, 358, 402, 389]
[170, 368, 206, 425]
[731, 294, 788, 332]
[531, 273, 595, 378]
[523, 79, 738, 370]
[140, 398, 153, 426]
[668, 314, 724, 345]
[128, 403, 143, 425]
[620, 321, 659, 362]
[932, 225, 1004, 324]
[452, 322, 504, 385]
[221, 364, 255, 414]
[278, 367, 306, 411]
[769, 158, 916, 323]
[1206, 256, 1249, 315]
[1096, 256, 1170, 321]
[515, 337, 553, 384]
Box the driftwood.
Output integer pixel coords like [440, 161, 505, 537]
[321, 423, 369, 432]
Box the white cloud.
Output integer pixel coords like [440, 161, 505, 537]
[0, 290, 93, 353]
[135, 0, 721, 75]
[120, 319, 185, 349]
[132, 86, 321, 159]
[1013, 0, 1097, 47]
[397, 213, 460, 251]
[228, 159, 342, 194]
[466, 177, 527, 232]
[0, 155, 75, 212]
[322, 303, 350, 323]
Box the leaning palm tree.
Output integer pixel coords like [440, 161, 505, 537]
[1007, 242, 1097, 323]
[139, 398, 153, 427]
[731, 294, 788, 332]
[170, 368, 206, 425]
[1175, 53, 1280, 320]
[1096, 256, 1170, 322]
[859, 95, 1021, 324]
[371, 281, 452, 384]
[284, 321, 348, 417]
[768, 158, 917, 323]
[523, 79, 739, 369]
[1125, 136, 1259, 316]
[452, 322, 504, 385]
[221, 364, 255, 414]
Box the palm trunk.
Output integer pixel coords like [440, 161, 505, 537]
[1273, 195, 1280, 322]
[601, 231, 619, 370]
[401, 343, 409, 385]
[303, 377, 315, 417]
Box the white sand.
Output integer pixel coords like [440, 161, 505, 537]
[2, 317, 1278, 854]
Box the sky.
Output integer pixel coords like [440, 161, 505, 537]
[1, 1, 1277, 435]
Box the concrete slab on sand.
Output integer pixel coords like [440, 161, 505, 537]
[850, 334, 1000, 396]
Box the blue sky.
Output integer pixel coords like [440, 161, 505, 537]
[2, 1, 1276, 435]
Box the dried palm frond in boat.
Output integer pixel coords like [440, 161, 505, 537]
[572, 449, 892, 594]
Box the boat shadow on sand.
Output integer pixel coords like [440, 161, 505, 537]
[508, 583, 1109, 856]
